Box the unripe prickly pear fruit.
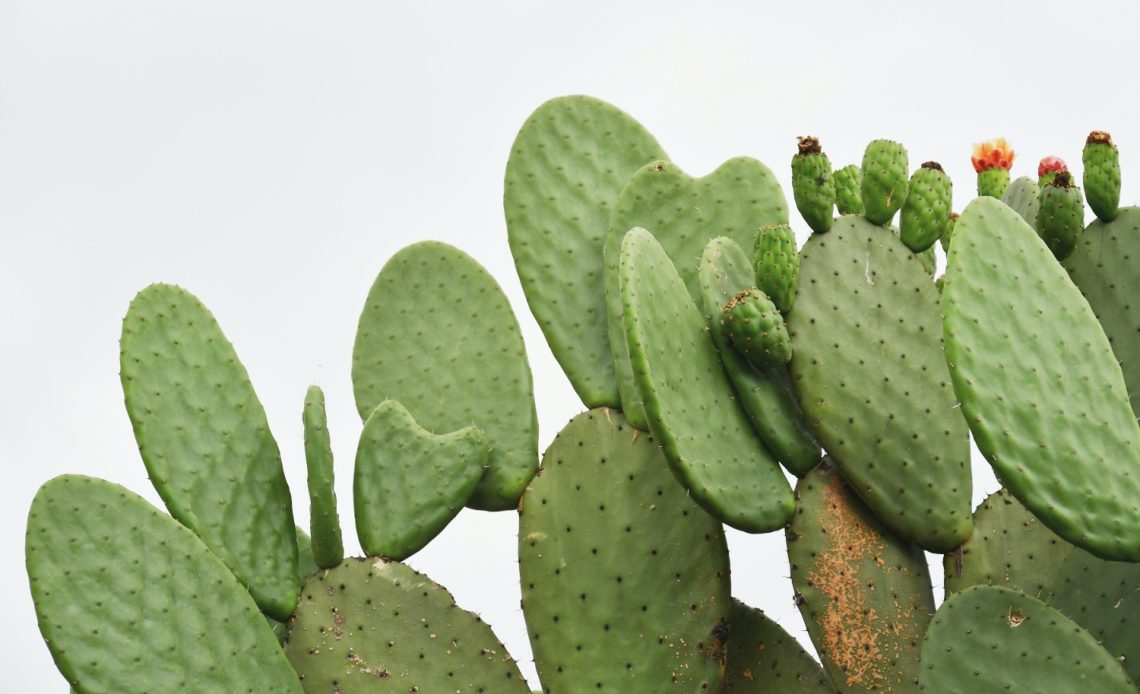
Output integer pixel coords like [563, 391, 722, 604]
[972, 138, 1014, 198]
[1038, 155, 1068, 187]
[940, 211, 959, 253]
[900, 161, 952, 253]
[1036, 170, 1085, 260]
[861, 139, 909, 225]
[721, 289, 791, 369]
[1083, 130, 1120, 222]
[791, 136, 836, 233]
[753, 223, 799, 314]
[833, 164, 864, 215]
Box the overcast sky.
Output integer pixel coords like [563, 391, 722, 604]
[3, 1, 1139, 689]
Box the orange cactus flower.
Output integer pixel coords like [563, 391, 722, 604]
[971, 138, 1015, 173]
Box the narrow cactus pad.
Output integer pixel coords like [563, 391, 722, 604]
[603, 157, 788, 429]
[303, 386, 343, 570]
[723, 599, 834, 692]
[1001, 175, 1040, 228]
[1063, 207, 1140, 420]
[787, 462, 934, 693]
[26, 476, 302, 693]
[518, 409, 731, 691]
[787, 215, 972, 551]
[354, 400, 487, 561]
[1083, 130, 1121, 222]
[620, 227, 794, 532]
[119, 283, 298, 619]
[352, 241, 537, 511]
[285, 558, 528, 693]
[943, 197, 1140, 561]
[918, 586, 1134, 693]
[698, 237, 819, 476]
[504, 95, 667, 407]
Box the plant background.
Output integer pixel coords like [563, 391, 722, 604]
[2, 1, 1139, 689]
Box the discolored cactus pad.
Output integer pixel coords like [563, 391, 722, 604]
[119, 283, 298, 619]
[943, 197, 1140, 560]
[1001, 175, 1039, 228]
[788, 215, 972, 551]
[285, 558, 528, 693]
[352, 241, 537, 511]
[723, 599, 834, 692]
[787, 462, 934, 693]
[620, 227, 794, 532]
[504, 95, 667, 407]
[860, 140, 908, 225]
[354, 400, 487, 561]
[919, 586, 1134, 693]
[518, 409, 731, 691]
[303, 385, 343, 570]
[722, 288, 792, 369]
[26, 476, 302, 693]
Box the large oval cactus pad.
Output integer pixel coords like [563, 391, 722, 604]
[26, 476, 302, 693]
[604, 158, 788, 428]
[518, 409, 731, 691]
[303, 385, 343, 570]
[788, 216, 972, 551]
[943, 197, 1140, 561]
[504, 95, 667, 407]
[285, 558, 528, 693]
[620, 228, 794, 532]
[352, 241, 537, 511]
[119, 283, 298, 619]
[723, 599, 834, 692]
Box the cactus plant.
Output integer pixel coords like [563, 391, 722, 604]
[971, 137, 1014, 198]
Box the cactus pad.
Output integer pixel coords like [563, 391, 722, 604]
[899, 162, 952, 253]
[833, 164, 863, 216]
[722, 288, 792, 368]
[352, 241, 537, 511]
[753, 222, 799, 313]
[791, 137, 836, 234]
[1083, 130, 1120, 222]
[860, 140, 908, 225]
[1036, 171, 1084, 260]
[723, 599, 833, 692]
[303, 385, 343, 570]
[1001, 175, 1039, 228]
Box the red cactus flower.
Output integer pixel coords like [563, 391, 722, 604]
[971, 138, 1015, 173]
[1038, 155, 1068, 178]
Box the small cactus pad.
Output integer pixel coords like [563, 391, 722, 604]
[943, 197, 1140, 561]
[939, 212, 959, 253]
[303, 385, 343, 570]
[119, 283, 299, 619]
[860, 140, 908, 225]
[899, 162, 952, 253]
[285, 558, 528, 693]
[352, 241, 537, 511]
[788, 215, 973, 551]
[792, 136, 837, 233]
[753, 222, 799, 313]
[354, 400, 487, 561]
[917, 246, 936, 276]
[518, 409, 731, 691]
[1063, 207, 1140, 420]
[833, 164, 864, 216]
[918, 585, 1134, 693]
[294, 526, 319, 581]
[620, 227, 794, 532]
[504, 95, 667, 407]
[722, 289, 792, 369]
[787, 462, 934, 693]
[1001, 175, 1039, 228]
[26, 476, 302, 693]
[1083, 130, 1120, 222]
[698, 237, 820, 476]
[603, 157, 788, 429]
[1036, 171, 1085, 260]
[723, 599, 834, 692]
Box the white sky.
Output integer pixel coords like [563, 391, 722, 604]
[2, 1, 1138, 689]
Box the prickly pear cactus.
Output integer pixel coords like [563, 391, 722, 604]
[860, 139, 908, 225]
[791, 136, 836, 233]
[722, 288, 792, 368]
[753, 222, 799, 313]
[899, 161, 952, 252]
[1083, 130, 1121, 221]
[833, 164, 863, 215]
[302, 385, 343, 570]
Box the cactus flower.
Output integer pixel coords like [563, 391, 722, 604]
[1038, 155, 1068, 178]
[971, 138, 1016, 173]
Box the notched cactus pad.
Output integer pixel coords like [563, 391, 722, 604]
[285, 558, 528, 693]
[352, 241, 537, 511]
[303, 385, 343, 570]
[504, 95, 667, 407]
[119, 283, 299, 619]
[723, 599, 834, 692]
[519, 409, 731, 691]
[944, 197, 1140, 561]
[26, 476, 302, 693]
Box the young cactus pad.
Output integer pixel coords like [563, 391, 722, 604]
[791, 136, 836, 233]
[899, 161, 952, 253]
[833, 164, 863, 216]
[1083, 130, 1121, 222]
[753, 222, 799, 314]
[860, 139, 908, 225]
[721, 288, 792, 369]
[302, 385, 343, 570]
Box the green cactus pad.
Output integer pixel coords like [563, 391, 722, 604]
[504, 95, 667, 407]
[833, 164, 864, 216]
[975, 166, 1010, 199]
[722, 288, 792, 368]
[943, 197, 1140, 561]
[1001, 175, 1040, 229]
[723, 599, 834, 692]
[1083, 130, 1121, 222]
[917, 246, 936, 276]
[698, 237, 820, 476]
[604, 157, 788, 429]
[354, 400, 487, 561]
[939, 213, 959, 253]
[27, 476, 302, 693]
[788, 215, 972, 551]
[792, 137, 836, 233]
[1036, 172, 1085, 260]
[753, 222, 799, 314]
[918, 585, 1134, 693]
[270, 526, 320, 644]
[860, 140, 908, 225]
[787, 462, 934, 693]
[303, 385, 343, 570]
[119, 283, 299, 619]
[899, 163, 952, 253]
[518, 409, 731, 691]
[620, 227, 795, 532]
[352, 241, 537, 511]
[285, 558, 528, 693]
[1063, 207, 1140, 420]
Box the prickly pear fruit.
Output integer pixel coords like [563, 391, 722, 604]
[753, 222, 799, 313]
[792, 136, 836, 233]
[900, 161, 952, 252]
[940, 211, 959, 253]
[972, 138, 1014, 198]
[1036, 170, 1085, 260]
[861, 139, 909, 225]
[1038, 155, 1068, 186]
[722, 289, 792, 368]
[1083, 130, 1120, 222]
[833, 164, 863, 215]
